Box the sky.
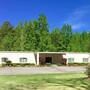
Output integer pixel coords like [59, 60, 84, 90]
[0, 0, 90, 32]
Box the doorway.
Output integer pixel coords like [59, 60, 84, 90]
[45, 57, 52, 64]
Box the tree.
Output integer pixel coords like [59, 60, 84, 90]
[13, 22, 25, 51]
[61, 24, 72, 51]
[87, 32, 90, 52]
[25, 21, 37, 51]
[0, 21, 14, 51]
[70, 32, 82, 52]
[51, 28, 62, 51]
[0, 15, 89, 52]
[38, 14, 49, 32]
[38, 14, 52, 51]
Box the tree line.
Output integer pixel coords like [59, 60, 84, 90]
[0, 14, 90, 52]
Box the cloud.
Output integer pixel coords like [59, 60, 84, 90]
[64, 5, 90, 31]
[72, 23, 82, 30]
[72, 23, 90, 31]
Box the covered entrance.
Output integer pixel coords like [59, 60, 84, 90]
[45, 57, 52, 64]
[37, 52, 67, 65]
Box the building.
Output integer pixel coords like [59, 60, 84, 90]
[0, 51, 90, 65]
[37, 52, 90, 65]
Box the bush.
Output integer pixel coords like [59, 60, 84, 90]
[6, 60, 12, 66]
[12, 63, 35, 67]
[68, 63, 88, 66]
[2, 63, 35, 67]
[86, 64, 90, 78]
[2, 64, 6, 67]
[12, 63, 21, 67]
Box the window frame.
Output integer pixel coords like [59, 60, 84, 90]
[19, 58, 27, 63]
[83, 58, 89, 63]
[68, 58, 74, 63]
[2, 57, 8, 62]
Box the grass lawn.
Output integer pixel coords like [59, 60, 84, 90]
[0, 73, 90, 90]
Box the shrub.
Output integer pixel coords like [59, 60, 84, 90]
[21, 63, 35, 67]
[2, 64, 6, 67]
[86, 64, 90, 78]
[6, 60, 12, 66]
[68, 63, 88, 66]
[12, 63, 21, 67]
[12, 63, 35, 67]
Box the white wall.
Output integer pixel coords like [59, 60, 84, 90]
[0, 52, 36, 64]
[65, 53, 90, 63]
[0, 52, 90, 65]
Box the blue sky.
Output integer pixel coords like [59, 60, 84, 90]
[0, 0, 90, 32]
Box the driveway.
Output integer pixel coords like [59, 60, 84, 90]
[0, 66, 86, 75]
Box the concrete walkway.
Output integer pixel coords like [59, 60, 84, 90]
[0, 66, 86, 75]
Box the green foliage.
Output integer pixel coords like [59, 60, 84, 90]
[68, 63, 89, 66]
[61, 24, 72, 51]
[5, 60, 12, 66]
[86, 64, 90, 78]
[0, 15, 90, 52]
[12, 63, 35, 67]
[0, 73, 90, 90]
[51, 28, 62, 51]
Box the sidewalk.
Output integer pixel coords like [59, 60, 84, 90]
[0, 66, 86, 75]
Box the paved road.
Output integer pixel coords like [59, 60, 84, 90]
[0, 66, 86, 75]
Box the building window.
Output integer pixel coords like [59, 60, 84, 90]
[83, 58, 88, 63]
[68, 58, 74, 63]
[20, 58, 27, 63]
[2, 57, 8, 62]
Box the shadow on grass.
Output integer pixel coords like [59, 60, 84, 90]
[1, 74, 90, 90]
[43, 77, 90, 90]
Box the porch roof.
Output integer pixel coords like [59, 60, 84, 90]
[38, 52, 66, 54]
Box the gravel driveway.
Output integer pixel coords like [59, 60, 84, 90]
[0, 66, 86, 75]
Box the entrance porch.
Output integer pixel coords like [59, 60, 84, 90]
[36, 52, 67, 65]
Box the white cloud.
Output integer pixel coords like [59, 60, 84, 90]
[72, 23, 85, 30]
[64, 5, 90, 31]
[72, 24, 82, 30]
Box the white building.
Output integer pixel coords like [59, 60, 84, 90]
[37, 52, 90, 65]
[0, 51, 90, 65]
[0, 51, 36, 65]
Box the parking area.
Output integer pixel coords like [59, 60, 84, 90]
[0, 66, 86, 75]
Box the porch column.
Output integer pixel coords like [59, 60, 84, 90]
[66, 59, 68, 66]
[37, 53, 39, 65]
[89, 54, 90, 63]
[63, 54, 68, 66]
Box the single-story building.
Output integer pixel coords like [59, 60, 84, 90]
[0, 51, 90, 65]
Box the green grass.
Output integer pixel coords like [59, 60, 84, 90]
[0, 73, 90, 90]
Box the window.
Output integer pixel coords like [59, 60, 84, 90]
[2, 57, 8, 62]
[68, 58, 74, 63]
[20, 58, 27, 63]
[83, 58, 88, 63]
